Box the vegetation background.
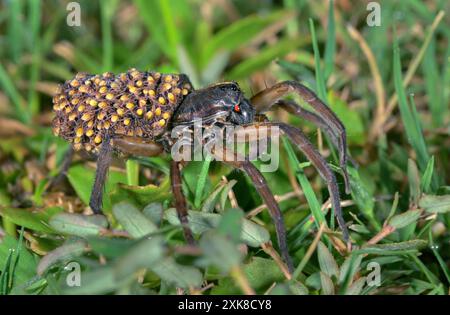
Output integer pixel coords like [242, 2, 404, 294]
[0, 0, 449, 295]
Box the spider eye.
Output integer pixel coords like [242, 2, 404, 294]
[234, 104, 241, 112]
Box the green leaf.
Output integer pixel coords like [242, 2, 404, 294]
[114, 236, 165, 281]
[165, 208, 269, 247]
[346, 277, 366, 295]
[49, 213, 108, 237]
[86, 237, 136, 259]
[339, 254, 362, 285]
[388, 209, 421, 230]
[67, 164, 127, 212]
[62, 267, 122, 295]
[112, 202, 158, 238]
[151, 257, 203, 289]
[419, 194, 450, 213]
[420, 156, 435, 194]
[199, 231, 241, 273]
[142, 202, 164, 225]
[202, 182, 225, 213]
[320, 272, 335, 295]
[110, 178, 171, 209]
[217, 208, 243, 244]
[0, 206, 63, 234]
[317, 242, 339, 279]
[37, 240, 87, 276]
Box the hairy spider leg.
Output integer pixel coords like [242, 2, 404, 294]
[90, 135, 113, 214]
[212, 147, 294, 273]
[268, 122, 350, 244]
[250, 81, 351, 194]
[170, 161, 196, 245]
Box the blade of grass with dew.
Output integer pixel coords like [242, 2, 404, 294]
[194, 154, 213, 209]
[428, 230, 450, 286]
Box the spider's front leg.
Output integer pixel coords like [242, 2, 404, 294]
[213, 147, 294, 273]
[264, 122, 350, 243]
[251, 81, 352, 194]
[90, 135, 113, 214]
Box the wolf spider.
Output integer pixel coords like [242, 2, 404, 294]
[52, 69, 352, 271]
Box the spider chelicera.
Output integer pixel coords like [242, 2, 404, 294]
[51, 69, 352, 271]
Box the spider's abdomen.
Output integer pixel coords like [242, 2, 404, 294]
[52, 69, 193, 153]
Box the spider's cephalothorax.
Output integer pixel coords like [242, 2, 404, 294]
[52, 69, 353, 272]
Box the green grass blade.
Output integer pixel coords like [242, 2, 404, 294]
[323, 0, 336, 80]
[126, 159, 140, 186]
[100, 0, 114, 71]
[7, 0, 23, 63]
[282, 138, 325, 227]
[194, 154, 213, 209]
[393, 33, 431, 173]
[27, 0, 42, 116]
[308, 18, 327, 100]
[0, 63, 30, 123]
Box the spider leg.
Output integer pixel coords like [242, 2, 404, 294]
[170, 160, 195, 245]
[250, 81, 351, 194]
[89, 135, 113, 214]
[48, 146, 74, 190]
[277, 100, 358, 169]
[213, 148, 294, 273]
[269, 122, 350, 243]
[112, 136, 164, 157]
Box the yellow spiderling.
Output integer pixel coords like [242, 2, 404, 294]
[76, 128, 83, 137]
